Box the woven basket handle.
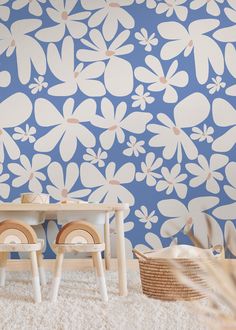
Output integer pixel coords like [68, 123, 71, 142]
[132, 248, 148, 260]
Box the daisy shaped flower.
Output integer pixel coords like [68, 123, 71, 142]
[156, 164, 187, 199]
[135, 206, 158, 229]
[159, 197, 223, 247]
[191, 124, 214, 143]
[0, 93, 32, 162]
[148, 93, 210, 162]
[206, 76, 226, 94]
[29, 76, 48, 94]
[156, 0, 188, 22]
[0, 71, 11, 87]
[80, 161, 135, 205]
[135, 56, 188, 103]
[13, 124, 36, 143]
[135, 28, 158, 52]
[83, 148, 108, 167]
[8, 154, 51, 193]
[190, 0, 224, 16]
[34, 98, 96, 162]
[213, 0, 236, 42]
[123, 136, 145, 157]
[131, 84, 155, 110]
[186, 154, 229, 194]
[0, 164, 10, 199]
[135, 232, 177, 252]
[225, 0, 236, 23]
[225, 43, 236, 96]
[77, 29, 134, 97]
[35, 0, 90, 42]
[91, 97, 152, 150]
[136, 0, 157, 9]
[136, 152, 163, 186]
[47, 162, 91, 202]
[0, 0, 10, 21]
[81, 0, 134, 41]
[12, 0, 46, 16]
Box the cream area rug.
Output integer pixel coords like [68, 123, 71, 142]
[0, 271, 208, 330]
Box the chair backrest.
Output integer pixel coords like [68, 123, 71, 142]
[0, 219, 38, 244]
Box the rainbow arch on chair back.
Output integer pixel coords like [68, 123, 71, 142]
[0, 220, 38, 244]
[56, 220, 102, 244]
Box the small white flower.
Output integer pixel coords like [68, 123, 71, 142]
[190, 0, 224, 16]
[135, 28, 158, 52]
[156, 164, 187, 199]
[156, 0, 188, 21]
[0, 0, 10, 21]
[136, 152, 163, 186]
[191, 124, 214, 143]
[13, 124, 36, 143]
[123, 136, 145, 157]
[131, 84, 155, 110]
[206, 76, 226, 94]
[0, 164, 10, 199]
[83, 148, 107, 167]
[12, 0, 46, 17]
[136, 0, 157, 9]
[29, 76, 48, 94]
[135, 205, 158, 229]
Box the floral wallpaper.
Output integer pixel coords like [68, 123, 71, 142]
[0, 0, 236, 258]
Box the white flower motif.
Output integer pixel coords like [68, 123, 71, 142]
[47, 36, 105, 97]
[8, 154, 51, 193]
[0, 0, 10, 21]
[91, 98, 152, 150]
[135, 232, 177, 252]
[159, 197, 223, 247]
[0, 164, 10, 199]
[213, 3, 236, 42]
[135, 28, 158, 52]
[77, 29, 134, 97]
[156, 164, 187, 199]
[136, 152, 163, 186]
[206, 76, 226, 94]
[158, 19, 224, 84]
[0, 70, 11, 87]
[80, 162, 135, 205]
[123, 136, 145, 157]
[13, 124, 36, 143]
[0, 93, 32, 162]
[225, 43, 236, 96]
[191, 124, 214, 143]
[148, 93, 210, 162]
[136, 0, 157, 9]
[83, 148, 107, 167]
[81, 0, 134, 41]
[35, 0, 90, 42]
[131, 84, 155, 110]
[135, 56, 188, 103]
[186, 154, 229, 194]
[34, 98, 96, 162]
[0, 19, 46, 84]
[225, 0, 236, 23]
[12, 0, 46, 16]
[29, 76, 48, 94]
[135, 206, 158, 229]
[47, 162, 91, 202]
[156, 0, 188, 21]
[190, 0, 224, 16]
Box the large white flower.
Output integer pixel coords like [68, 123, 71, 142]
[35, 0, 90, 42]
[47, 162, 91, 202]
[136, 152, 163, 186]
[135, 232, 177, 252]
[8, 154, 51, 193]
[80, 161, 135, 205]
[0, 0, 10, 21]
[186, 154, 229, 194]
[157, 19, 224, 84]
[0, 70, 10, 87]
[0, 164, 10, 199]
[77, 29, 134, 97]
[131, 84, 155, 110]
[12, 0, 46, 16]
[81, 0, 134, 41]
[135, 28, 158, 52]
[159, 197, 223, 247]
[190, 0, 224, 16]
[135, 206, 158, 229]
[135, 55, 188, 103]
[212, 98, 236, 152]
[34, 98, 96, 162]
[156, 0, 188, 21]
[47, 36, 105, 97]
[0, 93, 32, 162]
[225, 43, 236, 96]
[213, 0, 236, 42]
[91, 97, 152, 150]
[148, 93, 210, 162]
[0, 19, 46, 84]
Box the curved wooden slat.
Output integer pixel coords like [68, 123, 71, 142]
[0, 220, 38, 244]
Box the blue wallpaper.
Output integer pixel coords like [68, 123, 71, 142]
[0, 0, 236, 258]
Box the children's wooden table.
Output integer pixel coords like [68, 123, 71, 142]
[0, 202, 129, 296]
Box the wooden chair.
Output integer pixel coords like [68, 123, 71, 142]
[0, 219, 46, 303]
[51, 220, 108, 303]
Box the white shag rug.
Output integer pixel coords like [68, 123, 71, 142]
[0, 271, 209, 330]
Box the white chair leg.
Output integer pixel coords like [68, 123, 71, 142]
[30, 251, 42, 303]
[0, 252, 7, 287]
[51, 252, 64, 303]
[104, 212, 111, 271]
[37, 250, 47, 286]
[93, 252, 108, 302]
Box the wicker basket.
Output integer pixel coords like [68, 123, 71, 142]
[133, 246, 224, 301]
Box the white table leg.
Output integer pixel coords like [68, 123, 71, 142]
[115, 210, 128, 296]
[104, 212, 111, 271]
[51, 252, 64, 302]
[0, 252, 7, 287]
[30, 251, 42, 303]
[37, 250, 47, 286]
[93, 252, 108, 302]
